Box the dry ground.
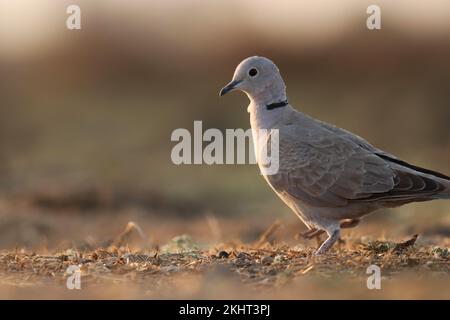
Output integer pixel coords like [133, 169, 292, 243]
[0, 193, 448, 299]
[1, 239, 449, 299]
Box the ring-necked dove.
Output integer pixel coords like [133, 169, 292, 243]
[220, 56, 450, 254]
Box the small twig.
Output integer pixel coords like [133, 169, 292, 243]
[205, 213, 222, 242]
[254, 220, 282, 248]
[393, 234, 418, 253]
[296, 264, 314, 276]
[112, 221, 148, 247]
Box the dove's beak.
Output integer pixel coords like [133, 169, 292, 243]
[219, 79, 242, 96]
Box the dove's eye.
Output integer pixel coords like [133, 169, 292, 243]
[248, 68, 258, 77]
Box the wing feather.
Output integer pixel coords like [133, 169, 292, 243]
[264, 121, 445, 207]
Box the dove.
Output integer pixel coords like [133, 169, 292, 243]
[219, 56, 450, 254]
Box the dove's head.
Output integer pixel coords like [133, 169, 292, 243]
[219, 56, 287, 105]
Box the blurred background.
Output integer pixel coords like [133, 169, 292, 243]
[0, 0, 449, 249]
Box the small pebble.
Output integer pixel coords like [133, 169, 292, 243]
[237, 252, 251, 259]
[261, 256, 274, 265]
[217, 251, 229, 259]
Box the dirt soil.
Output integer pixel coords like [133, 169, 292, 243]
[0, 194, 448, 299]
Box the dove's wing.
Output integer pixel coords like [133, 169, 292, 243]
[307, 113, 396, 158]
[265, 120, 446, 208]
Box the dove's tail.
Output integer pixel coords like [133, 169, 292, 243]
[408, 167, 450, 199]
[376, 154, 450, 202]
[415, 168, 450, 199]
[439, 180, 450, 199]
[403, 164, 450, 200]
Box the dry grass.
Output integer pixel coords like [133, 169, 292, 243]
[0, 191, 448, 299]
[0, 225, 448, 299]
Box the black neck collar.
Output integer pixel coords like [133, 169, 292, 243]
[266, 100, 288, 110]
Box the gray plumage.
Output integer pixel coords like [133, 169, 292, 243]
[220, 56, 450, 254]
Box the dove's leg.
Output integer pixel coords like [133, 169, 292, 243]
[303, 219, 360, 242]
[301, 229, 324, 240]
[299, 227, 318, 238]
[315, 226, 340, 255]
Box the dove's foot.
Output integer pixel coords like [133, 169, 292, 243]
[299, 228, 317, 238]
[300, 228, 325, 240]
[315, 229, 340, 255]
